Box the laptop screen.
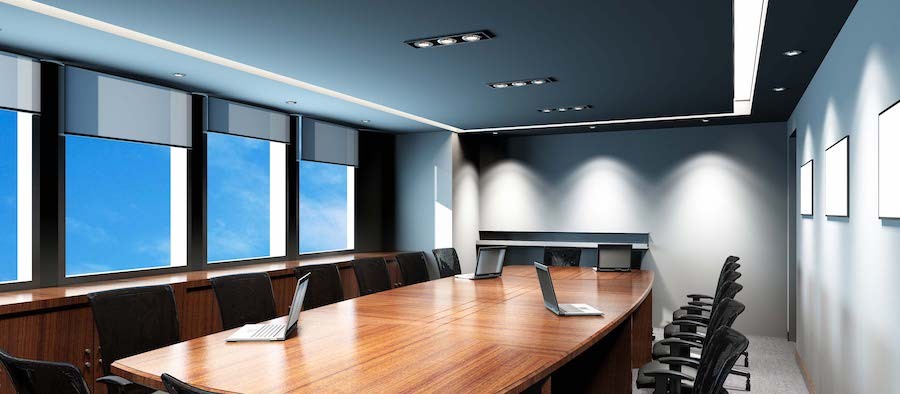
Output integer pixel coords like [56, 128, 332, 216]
[534, 262, 559, 310]
[286, 273, 310, 332]
[475, 247, 506, 276]
[597, 245, 633, 269]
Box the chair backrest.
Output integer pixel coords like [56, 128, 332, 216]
[712, 260, 740, 297]
[162, 373, 218, 394]
[88, 285, 181, 376]
[209, 272, 278, 330]
[704, 297, 745, 346]
[432, 248, 461, 278]
[543, 247, 582, 267]
[712, 270, 741, 303]
[395, 252, 430, 285]
[295, 264, 344, 310]
[694, 327, 750, 393]
[352, 257, 392, 296]
[0, 349, 90, 394]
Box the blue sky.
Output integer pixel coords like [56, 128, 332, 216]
[65, 135, 172, 276]
[0, 110, 17, 282]
[299, 161, 348, 253]
[207, 132, 271, 261]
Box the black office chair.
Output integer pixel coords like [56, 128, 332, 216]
[352, 257, 392, 296]
[88, 285, 181, 394]
[294, 264, 344, 310]
[641, 326, 750, 394]
[543, 247, 581, 267]
[432, 248, 461, 278]
[161, 373, 218, 394]
[655, 282, 744, 358]
[395, 251, 430, 285]
[209, 272, 278, 330]
[671, 269, 742, 323]
[683, 256, 740, 306]
[0, 348, 90, 394]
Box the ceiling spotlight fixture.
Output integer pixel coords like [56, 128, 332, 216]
[538, 105, 592, 113]
[773, 87, 787, 92]
[436, 37, 457, 45]
[782, 49, 804, 57]
[488, 77, 554, 89]
[405, 30, 493, 49]
[589, 126, 597, 129]
[172, 72, 186, 78]
[361, 120, 371, 123]
[492, 132, 499, 135]
[702, 119, 710, 123]
[285, 100, 297, 105]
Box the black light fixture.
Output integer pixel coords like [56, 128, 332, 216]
[488, 77, 554, 89]
[285, 100, 297, 105]
[537, 104, 592, 113]
[406, 30, 494, 49]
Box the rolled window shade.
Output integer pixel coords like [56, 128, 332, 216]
[0, 51, 40, 113]
[299, 117, 358, 167]
[207, 97, 289, 143]
[65, 67, 191, 148]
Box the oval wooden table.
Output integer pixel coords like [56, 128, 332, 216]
[111, 266, 653, 393]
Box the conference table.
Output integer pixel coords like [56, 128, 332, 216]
[111, 266, 653, 393]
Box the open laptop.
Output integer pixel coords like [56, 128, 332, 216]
[455, 246, 507, 280]
[594, 244, 633, 272]
[534, 262, 604, 316]
[226, 273, 311, 342]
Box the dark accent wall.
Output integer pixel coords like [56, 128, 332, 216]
[355, 131, 396, 252]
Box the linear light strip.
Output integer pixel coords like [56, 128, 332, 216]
[464, 112, 737, 133]
[2, 0, 463, 133]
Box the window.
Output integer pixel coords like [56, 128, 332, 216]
[299, 161, 354, 253]
[0, 109, 32, 283]
[65, 136, 187, 276]
[207, 132, 286, 262]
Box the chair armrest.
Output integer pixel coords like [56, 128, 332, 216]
[686, 293, 713, 301]
[671, 319, 708, 328]
[670, 332, 705, 342]
[658, 356, 701, 369]
[688, 301, 713, 307]
[96, 375, 134, 394]
[680, 305, 711, 314]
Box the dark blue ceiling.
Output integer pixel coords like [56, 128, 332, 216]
[0, 1, 854, 134]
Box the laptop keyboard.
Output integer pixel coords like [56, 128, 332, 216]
[559, 305, 579, 314]
[252, 324, 285, 338]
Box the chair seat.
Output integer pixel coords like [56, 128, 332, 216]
[673, 308, 710, 320]
[635, 360, 696, 392]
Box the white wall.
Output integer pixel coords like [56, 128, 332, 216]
[462, 123, 788, 336]
[395, 131, 452, 278]
[787, 0, 900, 391]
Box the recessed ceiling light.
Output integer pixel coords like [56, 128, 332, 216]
[782, 49, 804, 57]
[702, 119, 710, 123]
[589, 126, 597, 129]
[488, 77, 554, 89]
[406, 30, 493, 49]
[573, 106, 585, 111]
[436, 37, 457, 45]
[773, 87, 787, 92]
[172, 72, 186, 78]
[361, 120, 371, 123]
[492, 132, 499, 135]
[540, 109, 553, 113]
[537, 105, 592, 113]
[285, 100, 297, 105]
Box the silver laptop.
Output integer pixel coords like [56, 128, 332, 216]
[456, 246, 506, 280]
[226, 273, 310, 342]
[594, 244, 633, 272]
[534, 262, 604, 316]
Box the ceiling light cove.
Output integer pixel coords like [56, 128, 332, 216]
[489, 78, 553, 89]
[538, 105, 592, 113]
[406, 30, 494, 49]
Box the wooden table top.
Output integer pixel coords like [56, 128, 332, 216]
[111, 266, 653, 394]
[0, 252, 399, 315]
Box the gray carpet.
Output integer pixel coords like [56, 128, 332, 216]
[632, 329, 808, 393]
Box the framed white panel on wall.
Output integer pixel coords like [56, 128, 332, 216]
[879, 100, 900, 219]
[825, 136, 849, 217]
[800, 159, 814, 217]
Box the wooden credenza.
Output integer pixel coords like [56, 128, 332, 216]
[0, 252, 402, 394]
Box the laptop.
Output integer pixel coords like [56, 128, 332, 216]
[226, 273, 311, 342]
[534, 262, 604, 316]
[594, 244, 633, 272]
[455, 246, 507, 280]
